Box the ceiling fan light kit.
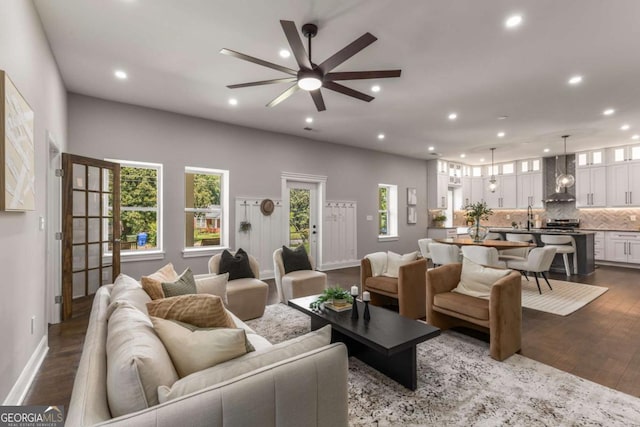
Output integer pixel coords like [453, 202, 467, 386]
[221, 20, 401, 111]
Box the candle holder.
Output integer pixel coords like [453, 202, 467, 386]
[351, 295, 359, 320]
[363, 301, 371, 322]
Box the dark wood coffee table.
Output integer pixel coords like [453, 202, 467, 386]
[288, 295, 440, 390]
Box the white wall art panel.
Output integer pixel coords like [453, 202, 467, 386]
[322, 201, 358, 270]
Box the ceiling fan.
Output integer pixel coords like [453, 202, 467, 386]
[220, 20, 402, 112]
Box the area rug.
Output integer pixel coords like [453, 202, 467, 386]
[520, 277, 608, 316]
[247, 303, 640, 426]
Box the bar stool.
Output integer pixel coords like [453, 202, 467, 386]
[499, 233, 534, 262]
[540, 234, 577, 276]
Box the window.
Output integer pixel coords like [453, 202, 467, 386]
[378, 184, 398, 239]
[106, 160, 162, 256]
[184, 167, 229, 252]
[502, 163, 514, 174]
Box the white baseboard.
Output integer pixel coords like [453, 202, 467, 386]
[595, 261, 640, 270]
[319, 260, 360, 271]
[3, 335, 48, 405]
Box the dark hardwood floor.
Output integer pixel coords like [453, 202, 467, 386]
[23, 264, 640, 410]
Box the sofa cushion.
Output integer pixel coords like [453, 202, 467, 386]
[162, 267, 197, 298]
[157, 325, 331, 403]
[147, 294, 236, 329]
[141, 263, 179, 300]
[151, 317, 254, 377]
[106, 304, 179, 417]
[365, 276, 398, 295]
[453, 257, 512, 298]
[365, 252, 387, 277]
[383, 251, 418, 278]
[108, 274, 151, 316]
[281, 245, 312, 273]
[433, 292, 490, 320]
[195, 272, 229, 305]
[219, 248, 255, 280]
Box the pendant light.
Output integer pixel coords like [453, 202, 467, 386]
[556, 135, 575, 188]
[488, 148, 497, 193]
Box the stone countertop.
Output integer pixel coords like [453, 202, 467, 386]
[580, 228, 640, 233]
[488, 228, 597, 236]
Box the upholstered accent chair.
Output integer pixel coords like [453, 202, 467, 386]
[273, 248, 327, 303]
[360, 255, 427, 320]
[208, 252, 268, 320]
[426, 263, 522, 361]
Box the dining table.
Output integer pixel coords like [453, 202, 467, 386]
[433, 238, 535, 249]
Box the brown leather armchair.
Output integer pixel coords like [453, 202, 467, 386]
[426, 263, 521, 361]
[361, 257, 427, 319]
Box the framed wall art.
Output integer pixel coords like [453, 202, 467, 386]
[0, 70, 35, 211]
[407, 187, 417, 206]
[407, 206, 417, 224]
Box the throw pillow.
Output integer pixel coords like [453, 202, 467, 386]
[162, 267, 197, 298]
[146, 294, 236, 329]
[383, 251, 418, 278]
[453, 257, 512, 298]
[281, 245, 312, 274]
[141, 263, 179, 300]
[195, 272, 229, 305]
[151, 317, 254, 377]
[107, 274, 151, 317]
[365, 252, 388, 277]
[219, 248, 255, 280]
[106, 303, 179, 417]
[157, 324, 332, 403]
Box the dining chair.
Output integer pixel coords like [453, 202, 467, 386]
[499, 233, 535, 262]
[429, 243, 461, 267]
[418, 238, 433, 263]
[505, 246, 557, 294]
[540, 234, 577, 276]
[461, 246, 506, 268]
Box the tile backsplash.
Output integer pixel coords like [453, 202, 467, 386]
[452, 207, 640, 231]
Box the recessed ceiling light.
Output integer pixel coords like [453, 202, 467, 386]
[479, 158, 485, 162]
[505, 14, 523, 29]
[305, 117, 313, 124]
[632, 134, 640, 140]
[428, 146, 435, 151]
[568, 75, 583, 85]
[448, 113, 457, 120]
[603, 108, 615, 116]
[497, 132, 505, 138]
[228, 98, 238, 106]
[114, 70, 127, 80]
[460, 154, 466, 158]
[544, 148, 550, 153]
[377, 133, 385, 140]
[620, 124, 630, 131]
[371, 85, 381, 93]
[279, 49, 291, 58]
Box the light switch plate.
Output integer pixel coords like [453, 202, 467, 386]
[366, 215, 373, 221]
[39, 216, 45, 231]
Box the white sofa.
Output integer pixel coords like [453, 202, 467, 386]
[65, 278, 349, 427]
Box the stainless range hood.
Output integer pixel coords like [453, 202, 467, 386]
[545, 189, 576, 203]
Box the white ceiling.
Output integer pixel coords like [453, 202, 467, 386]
[34, 0, 640, 164]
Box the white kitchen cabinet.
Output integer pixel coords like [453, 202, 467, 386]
[427, 159, 449, 210]
[575, 166, 606, 207]
[517, 173, 543, 208]
[462, 177, 472, 207]
[609, 144, 640, 163]
[576, 149, 604, 168]
[608, 163, 640, 206]
[593, 231, 605, 261]
[483, 175, 516, 208]
[470, 177, 484, 205]
[605, 231, 640, 264]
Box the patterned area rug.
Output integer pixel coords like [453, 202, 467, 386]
[521, 277, 608, 316]
[247, 303, 640, 426]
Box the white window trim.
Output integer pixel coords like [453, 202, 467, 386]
[183, 166, 230, 254]
[378, 183, 398, 240]
[104, 159, 163, 261]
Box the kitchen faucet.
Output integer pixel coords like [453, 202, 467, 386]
[527, 205, 534, 231]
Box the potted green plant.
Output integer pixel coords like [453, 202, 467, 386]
[433, 213, 447, 228]
[309, 286, 354, 310]
[464, 201, 494, 242]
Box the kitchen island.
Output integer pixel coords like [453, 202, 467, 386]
[489, 228, 596, 275]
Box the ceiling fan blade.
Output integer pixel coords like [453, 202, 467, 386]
[325, 70, 402, 81]
[266, 83, 300, 107]
[227, 77, 297, 89]
[318, 33, 377, 74]
[280, 20, 312, 70]
[220, 48, 297, 76]
[310, 90, 326, 112]
[323, 81, 374, 102]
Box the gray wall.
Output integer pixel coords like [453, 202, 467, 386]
[68, 94, 428, 279]
[0, 1, 68, 401]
